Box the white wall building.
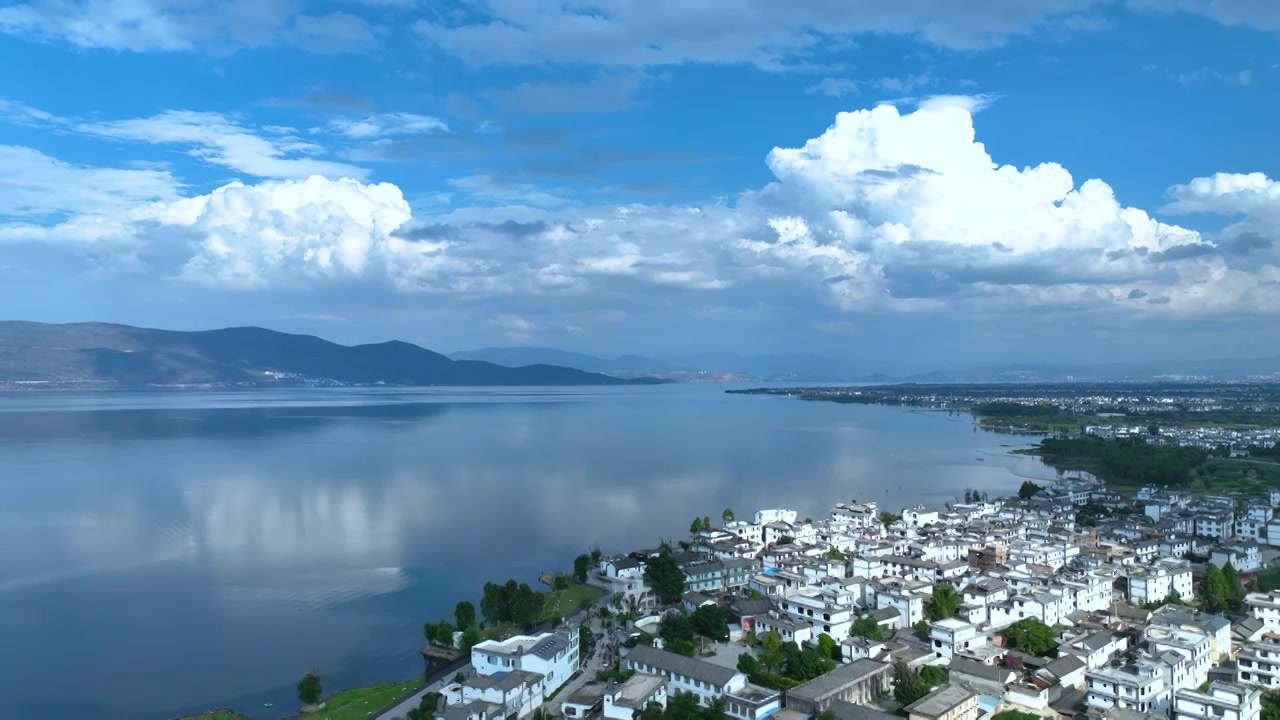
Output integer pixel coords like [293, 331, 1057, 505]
[1128, 560, 1194, 605]
[1245, 592, 1280, 633]
[1086, 661, 1171, 716]
[471, 626, 581, 692]
[603, 674, 668, 720]
[1173, 682, 1261, 720]
[928, 619, 983, 661]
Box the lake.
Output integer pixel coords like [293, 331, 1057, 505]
[0, 385, 1059, 719]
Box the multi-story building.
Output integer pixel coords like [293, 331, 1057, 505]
[1245, 592, 1280, 633]
[470, 625, 580, 691]
[1173, 682, 1261, 720]
[623, 645, 780, 720]
[1236, 637, 1280, 689]
[904, 683, 979, 720]
[602, 674, 668, 720]
[928, 619, 983, 661]
[1086, 661, 1171, 716]
[1145, 625, 1212, 690]
[1127, 560, 1194, 605]
[779, 587, 856, 640]
[682, 558, 758, 594]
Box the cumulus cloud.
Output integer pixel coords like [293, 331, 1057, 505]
[7, 96, 1280, 323]
[169, 176, 412, 288]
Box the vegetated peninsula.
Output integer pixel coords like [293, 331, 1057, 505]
[728, 382, 1280, 433]
[0, 322, 670, 389]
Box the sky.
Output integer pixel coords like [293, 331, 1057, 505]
[1, 1, 1279, 369]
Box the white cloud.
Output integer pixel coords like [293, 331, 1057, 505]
[0, 145, 183, 221]
[7, 96, 1280, 321]
[413, 0, 1106, 68]
[806, 78, 860, 98]
[175, 176, 413, 288]
[75, 110, 369, 180]
[323, 113, 450, 140]
[0, 0, 377, 53]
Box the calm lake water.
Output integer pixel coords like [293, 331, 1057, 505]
[0, 385, 1059, 719]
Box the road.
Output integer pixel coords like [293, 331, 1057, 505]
[375, 664, 472, 720]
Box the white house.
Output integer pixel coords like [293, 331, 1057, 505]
[1086, 661, 1171, 716]
[1173, 682, 1261, 720]
[1145, 625, 1212, 690]
[1127, 560, 1194, 605]
[903, 506, 941, 528]
[471, 626, 581, 692]
[755, 509, 798, 525]
[623, 645, 780, 720]
[779, 588, 856, 640]
[603, 674, 668, 720]
[1236, 637, 1280, 689]
[1210, 544, 1262, 572]
[754, 613, 815, 647]
[1245, 592, 1280, 633]
[1060, 631, 1129, 670]
[602, 557, 646, 580]
[928, 619, 983, 661]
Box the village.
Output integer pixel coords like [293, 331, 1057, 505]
[412, 475, 1280, 720]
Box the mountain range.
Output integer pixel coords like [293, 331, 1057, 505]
[0, 322, 665, 388]
[452, 346, 1280, 383]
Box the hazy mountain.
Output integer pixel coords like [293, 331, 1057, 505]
[451, 346, 861, 380]
[885, 358, 1280, 383]
[0, 322, 666, 388]
[450, 347, 676, 375]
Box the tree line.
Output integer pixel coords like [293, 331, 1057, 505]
[1038, 436, 1208, 487]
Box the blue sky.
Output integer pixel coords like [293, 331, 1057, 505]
[1, 1, 1279, 369]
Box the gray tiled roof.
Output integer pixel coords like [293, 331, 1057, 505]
[828, 700, 900, 720]
[785, 659, 890, 703]
[624, 644, 740, 688]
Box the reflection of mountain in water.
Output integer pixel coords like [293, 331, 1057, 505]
[0, 401, 470, 442]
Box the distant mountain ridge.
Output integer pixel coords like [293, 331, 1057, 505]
[0, 322, 666, 388]
[451, 345, 1280, 383]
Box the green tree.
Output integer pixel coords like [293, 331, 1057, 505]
[297, 672, 323, 706]
[660, 613, 696, 644]
[722, 508, 735, 523]
[893, 662, 925, 705]
[706, 697, 728, 720]
[1201, 563, 1230, 612]
[880, 511, 901, 526]
[554, 574, 571, 590]
[851, 615, 884, 641]
[691, 604, 730, 641]
[643, 551, 687, 605]
[424, 620, 455, 646]
[454, 601, 476, 630]
[1018, 481, 1042, 499]
[816, 711, 839, 720]
[759, 630, 784, 673]
[817, 633, 840, 661]
[926, 584, 961, 621]
[737, 652, 760, 674]
[639, 702, 665, 720]
[827, 548, 847, 561]
[1223, 562, 1246, 611]
[703, 515, 712, 531]
[1005, 618, 1057, 656]
[690, 517, 704, 534]
[668, 692, 703, 720]
[668, 638, 697, 656]
[461, 625, 483, 652]
[574, 553, 592, 583]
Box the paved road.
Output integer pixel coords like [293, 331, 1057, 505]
[375, 664, 472, 720]
[547, 618, 613, 716]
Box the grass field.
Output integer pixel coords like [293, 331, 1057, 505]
[185, 713, 250, 720]
[540, 583, 604, 622]
[1188, 458, 1280, 494]
[307, 681, 422, 720]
